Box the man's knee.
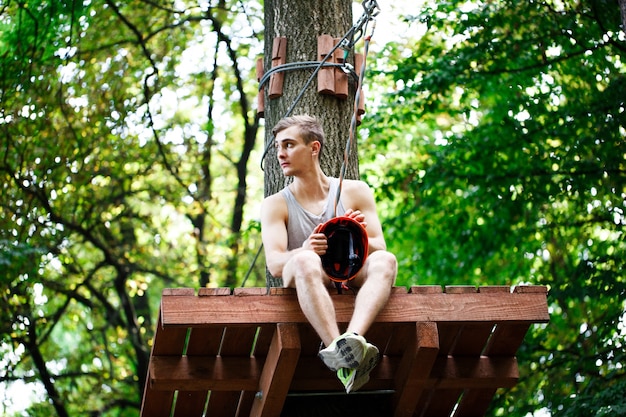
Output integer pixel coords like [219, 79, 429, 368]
[369, 250, 397, 267]
[368, 251, 398, 283]
[284, 250, 323, 285]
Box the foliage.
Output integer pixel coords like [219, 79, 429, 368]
[2, 0, 625, 415]
[360, 0, 626, 415]
[1, 0, 265, 415]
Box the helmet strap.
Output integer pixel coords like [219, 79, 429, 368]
[334, 280, 351, 295]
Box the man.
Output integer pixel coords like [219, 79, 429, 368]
[260, 115, 397, 393]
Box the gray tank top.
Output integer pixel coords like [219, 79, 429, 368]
[282, 177, 346, 250]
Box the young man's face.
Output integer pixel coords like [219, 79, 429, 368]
[274, 125, 319, 176]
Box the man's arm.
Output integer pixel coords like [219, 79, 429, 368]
[342, 180, 387, 254]
[260, 194, 292, 278]
[260, 194, 328, 277]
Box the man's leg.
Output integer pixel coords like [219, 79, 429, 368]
[347, 250, 398, 336]
[336, 250, 397, 392]
[283, 250, 367, 373]
[283, 250, 340, 347]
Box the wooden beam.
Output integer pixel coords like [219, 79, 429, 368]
[250, 323, 301, 417]
[160, 291, 549, 327]
[140, 312, 189, 417]
[149, 356, 261, 391]
[435, 356, 519, 389]
[148, 355, 518, 392]
[393, 322, 440, 417]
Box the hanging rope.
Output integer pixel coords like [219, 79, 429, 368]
[330, 17, 376, 294]
[333, 19, 376, 217]
[241, 0, 380, 289]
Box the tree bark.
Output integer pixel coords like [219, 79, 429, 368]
[263, 0, 360, 287]
[263, 0, 359, 199]
[619, 0, 626, 40]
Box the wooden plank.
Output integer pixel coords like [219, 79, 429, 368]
[308, 355, 519, 391]
[234, 287, 267, 296]
[235, 392, 256, 417]
[514, 285, 548, 294]
[291, 358, 360, 391]
[172, 326, 225, 417]
[296, 323, 322, 357]
[150, 355, 518, 392]
[362, 321, 396, 356]
[252, 324, 276, 357]
[207, 325, 258, 416]
[444, 285, 477, 294]
[422, 348, 519, 415]
[421, 388, 462, 416]
[435, 278, 479, 410]
[410, 285, 443, 294]
[141, 289, 195, 416]
[437, 323, 463, 356]
[374, 323, 408, 356]
[196, 288, 239, 417]
[141, 313, 189, 417]
[172, 391, 208, 417]
[453, 389, 497, 417]
[250, 323, 301, 417]
[449, 286, 517, 416]
[393, 322, 439, 417]
[207, 392, 243, 417]
[172, 288, 231, 417]
[150, 356, 261, 391]
[478, 285, 511, 293]
[436, 356, 519, 389]
[450, 323, 495, 356]
[423, 287, 471, 417]
[198, 287, 232, 296]
[484, 323, 532, 356]
[160, 291, 550, 326]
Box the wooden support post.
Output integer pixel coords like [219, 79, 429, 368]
[256, 57, 265, 118]
[269, 37, 287, 99]
[317, 34, 335, 95]
[141, 289, 194, 417]
[333, 38, 348, 99]
[393, 322, 440, 417]
[250, 323, 301, 417]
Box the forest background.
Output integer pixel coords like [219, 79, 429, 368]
[1, 0, 625, 416]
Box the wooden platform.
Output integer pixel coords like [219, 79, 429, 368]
[140, 285, 549, 417]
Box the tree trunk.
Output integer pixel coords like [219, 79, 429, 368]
[262, 0, 359, 288]
[619, 0, 626, 39]
[263, 0, 359, 200]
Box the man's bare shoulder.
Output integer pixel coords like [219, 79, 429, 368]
[339, 179, 375, 210]
[342, 179, 373, 194]
[261, 191, 288, 218]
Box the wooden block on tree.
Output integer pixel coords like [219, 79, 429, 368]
[333, 37, 348, 99]
[317, 34, 335, 95]
[269, 37, 286, 99]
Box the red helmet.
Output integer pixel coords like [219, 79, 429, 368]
[318, 216, 369, 282]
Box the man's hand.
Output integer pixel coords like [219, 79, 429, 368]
[344, 209, 367, 229]
[303, 223, 328, 255]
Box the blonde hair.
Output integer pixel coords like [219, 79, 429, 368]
[272, 115, 324, 157]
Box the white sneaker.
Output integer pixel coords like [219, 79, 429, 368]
[348, 342, 380, 393]
[318, 332, 367, 371]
